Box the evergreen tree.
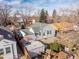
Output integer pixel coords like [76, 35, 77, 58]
[39, 9, 48, 23]
[45, 10, 48, 23]
[52, 9, 57, 22]
[53, 9, 56, 18]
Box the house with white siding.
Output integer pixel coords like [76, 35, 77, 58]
[0, 27, 18, 59]
[0, 35, 18, 59]
[17, 22, 56, 40]
[29, 22, 55, 40]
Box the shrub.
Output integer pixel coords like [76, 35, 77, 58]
[49, 41, 62, 52]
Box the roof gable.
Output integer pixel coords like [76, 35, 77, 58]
[30, 22, 48, 33]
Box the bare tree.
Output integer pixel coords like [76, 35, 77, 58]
[17, 5, 34, 27]
[34, 9, 41, 22]
[0, 4, 12, 26]
[58, 8, 79, 23]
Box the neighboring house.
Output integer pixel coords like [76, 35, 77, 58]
[22, 40, 45, 58]
[6, 25, 16, 31]
[29, 22, 55, 40]
[0, 35, 18, 59]
[0, 27, 18, 59]
[17, 29, 36, 41]
[15, 13, 26, 27]
[16, 18, 24, 27]
[0, 26, 15, 40]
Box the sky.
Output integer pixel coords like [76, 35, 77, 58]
[0, 0, 79, 15]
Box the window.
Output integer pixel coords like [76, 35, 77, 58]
[0, 49, 4, 55]
[6, 47, 11, 54]
[35, 32, 41, 36]
[35, 33, 38, 36]
[43, 32, 45, 36]
[50, 30, 52, 34]
[47, 31, 49, 34]
[39, 32, 41, 35]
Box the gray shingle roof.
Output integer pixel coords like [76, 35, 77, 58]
[30, 22, 48, 33]
[21, 29, 34, 35]
[0, 26, 15, 41]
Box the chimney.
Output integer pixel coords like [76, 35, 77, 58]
[0, 35, 3, 41]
